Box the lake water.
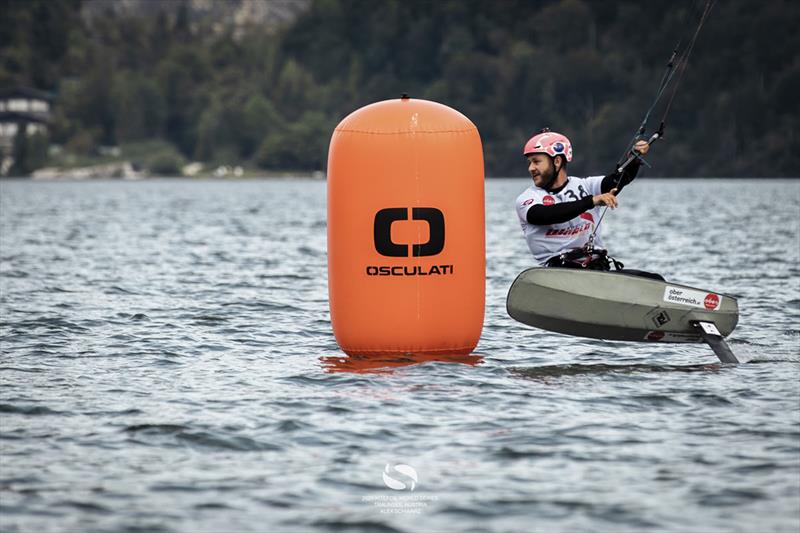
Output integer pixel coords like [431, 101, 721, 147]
[1, 178, 798, 532]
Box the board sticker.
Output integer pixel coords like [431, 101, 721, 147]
[697, 321, 721, 336]
[703, 293, 719, 310]
[663, 286, 722, 311]
[651, 310, 671, 328]
[645, 331, 702, 343]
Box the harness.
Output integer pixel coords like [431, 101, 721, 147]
[545, 247, 624, 272]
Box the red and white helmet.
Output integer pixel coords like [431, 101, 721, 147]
[523, 130, 573, 162]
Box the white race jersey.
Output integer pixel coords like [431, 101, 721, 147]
[515, 176, 606, 265]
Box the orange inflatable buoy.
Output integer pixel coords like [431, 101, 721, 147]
[327, 97, 485, 356]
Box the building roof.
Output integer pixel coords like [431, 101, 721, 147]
[0, 110, 51, 124]
[0, 87, 54, 101]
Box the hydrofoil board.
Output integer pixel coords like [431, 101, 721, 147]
[506, 268, 739, 363]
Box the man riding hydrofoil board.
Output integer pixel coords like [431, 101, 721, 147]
[515, 129, 661, 279]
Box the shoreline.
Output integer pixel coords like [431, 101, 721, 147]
[2, 162, 326, 181]
[3, 173, 328, 181]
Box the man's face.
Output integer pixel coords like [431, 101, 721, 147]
[527, 154, 555, 188]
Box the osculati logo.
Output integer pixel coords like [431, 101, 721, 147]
[367, 207, 454, 277]
[373, 207, 444, 257]
[382, 463, 417, 491]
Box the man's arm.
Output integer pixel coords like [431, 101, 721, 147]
[600, 140, 650, 193]
[526, 190, 621, 225]
[601, 158, 641, 194]
[526, 197, 594, 225]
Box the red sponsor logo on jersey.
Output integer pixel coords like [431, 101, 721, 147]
[542, 195, 555, 206]
[704, 293, 720, 310]
[522, 198, 534, 206]
[579, 213, 595, 223]
[544, 222, 592, 237]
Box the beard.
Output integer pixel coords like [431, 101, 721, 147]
[534, 163, 556, 189]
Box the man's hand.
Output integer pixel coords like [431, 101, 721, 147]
[633, 140, 650, 155]
[593, 188, 619, 208]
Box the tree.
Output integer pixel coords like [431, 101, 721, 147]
[3, 0, 798, 176]
[256, 111, 330, 171]
[112, 73, 166, 143]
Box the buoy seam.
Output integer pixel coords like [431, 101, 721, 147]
[334, 128, 475, 135]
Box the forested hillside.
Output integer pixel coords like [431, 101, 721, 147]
[2, 0, 798, 176]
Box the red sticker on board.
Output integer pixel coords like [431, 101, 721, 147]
[704, 293, 720, 310]
[646, 331, 665, 341]
[543, 195, 555, 206]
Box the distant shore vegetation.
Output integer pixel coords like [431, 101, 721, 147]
[1, 0, 797, 177]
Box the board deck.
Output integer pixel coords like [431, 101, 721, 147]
[506, 268, 739, 343]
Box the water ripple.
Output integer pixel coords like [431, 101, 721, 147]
[0, 179, 797, 533]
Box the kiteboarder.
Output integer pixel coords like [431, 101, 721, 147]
[515, 129, 652, 272]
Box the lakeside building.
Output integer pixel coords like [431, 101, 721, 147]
[0, 87, 53, 175]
